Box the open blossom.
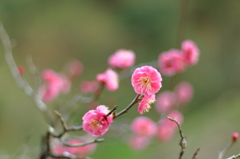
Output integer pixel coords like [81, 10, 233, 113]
[65, 139, 96, 157]
[128, 135, 150, 150]
[181, 40, 200, 66]
[80, 81, 99, 94]
[82, 105, 113, 136]
[68, 60, 83, 78]
[131, 66, 162, 96]
[174, 82, 193, 105]
[138, 94, 155, 114]
[158, 49, 186, 76]
[131, 116, 157, 137]
[108, 49, 135, 69]
[155, 91, 176, 115]
[96, 69, 119, 91]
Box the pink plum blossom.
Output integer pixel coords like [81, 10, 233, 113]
[181, 40, 200, 66]
[131, 66, 162, 96]
[65, 139, 96, 157]
[96, 69, 119, 91]
[158, 49, 186, 76]
[52, 144, 66, 156]
[155, 91, 176, 115]
[38, 70, 71, 102]
[108, 49, 135, 69]
[138, 94, 156, 114]
[131, 116, 157, 137]
[174, 82, 193, 105]
[68, 60, 83, 78]
[128, 135, 150, 150]
[80, 81, 99, 94]
[82, 105, 113, 136]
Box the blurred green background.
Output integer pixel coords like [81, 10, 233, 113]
[1, 0, 240, 158]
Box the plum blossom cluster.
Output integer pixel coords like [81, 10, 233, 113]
[158, 40, 199, 76]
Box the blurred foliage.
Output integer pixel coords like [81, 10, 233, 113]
[1, 0, 240, 158]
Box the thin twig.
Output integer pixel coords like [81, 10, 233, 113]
[48, 153, 71, 159]
[192, 148, 200, 159]
[167, 117, 187, 159]
[226, 154, 240, 159]
[218, 141, 235, 159]
[51, 111, 83, 138]
[60, 138, 104, 147]
[114, 94, 141, 119]
[105, 105, 118, 119]
[26, 55, 41, 90]
[0, 22, 48, 113]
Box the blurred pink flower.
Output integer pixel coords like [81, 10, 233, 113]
[65, 139, 96, 157]
[131, 66, 162, 96]
[39, 70, 71, 102]
[158, 49, 186, 76]
[68, 60, 83, 78]
[80, 81, 99, 94]
[156, 120, 175, 142]
[174, 82, 193, 105]
[96, 69, 119, 91]
[82, 105, 113, 136]
[131, 116, 157, 137]
[138, 94, 155, 114]
[108, 49, 135, 70]
[128, 135, 149, 150]
[157, 110, 184, 142]
[181, 40, 200, 66]
[155, 91, 176, 115]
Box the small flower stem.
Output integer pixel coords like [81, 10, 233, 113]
[114, 94, 141, 119]
[167, 117, 187, 159]
[218, 141, 235, 159]
[192, 148, 200, 159]
[226, 154, 240, 159]
[105, 105, 118, 119]
[60, 138, 104, 147]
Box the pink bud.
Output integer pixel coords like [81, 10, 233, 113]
[232, 133, 239, 142]
[174, 82, 193, 105]
[131, 116, 157, 137]
[17, 66, 25, 75]
[138, 94, 156, 114]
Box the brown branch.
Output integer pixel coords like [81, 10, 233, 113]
[105, 105, 118, 119]
[167, 117, 187, 159]
[192, 148, 200, 159]
[114, 94, 141, 119]
[60, 138, 104, 147]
